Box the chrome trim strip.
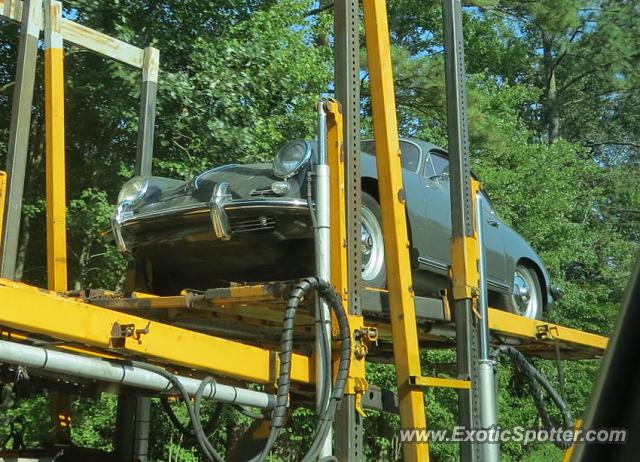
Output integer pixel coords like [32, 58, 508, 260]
[111, 203, 134, 252]
[417, 256, 449, 273]
[119, 198, 310, 228]
[210, 182, 232, 240]
[192, 164, 239, 189]
[226, 198, 309, 210]
[487, 278, 510, 292]
[417, 257, 510, 292]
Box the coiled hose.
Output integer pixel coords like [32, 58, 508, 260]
[141, 277, 351, 462]
[249, 277, 351, 462]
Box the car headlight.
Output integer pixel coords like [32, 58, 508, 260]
[272, 140, 312, 179]
[117, 176, 149, 205]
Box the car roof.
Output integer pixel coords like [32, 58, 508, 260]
[361, 137, 447, 156]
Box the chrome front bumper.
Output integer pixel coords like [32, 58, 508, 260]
[208, 182, 309, 240]
[111, 182, 309, 251]
[210, 182, 233, 240]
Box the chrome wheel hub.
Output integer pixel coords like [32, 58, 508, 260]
[361, 227, 373, 256]
[360, 206, 384, 282]
[512, 268, 538, 318]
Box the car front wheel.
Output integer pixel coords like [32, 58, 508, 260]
[502, 264, 543, 320]
[360, 192, 387, 288]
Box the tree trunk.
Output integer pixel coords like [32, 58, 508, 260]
[14, 210, 30, 281]
[15, 116, 44, 281]
[73, 235, 92, 290]
[543, 35, 560, 144]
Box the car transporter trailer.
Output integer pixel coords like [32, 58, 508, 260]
[0, 0, 611, 461]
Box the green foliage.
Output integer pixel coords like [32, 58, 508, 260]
[0, 392, 49, 449]
[1, 0, 638, 460]
[71, 396, 117, 451]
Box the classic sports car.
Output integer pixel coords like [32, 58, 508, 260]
[111, 138, 559, 319]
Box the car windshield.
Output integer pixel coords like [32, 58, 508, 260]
[361, 140, 421, 173]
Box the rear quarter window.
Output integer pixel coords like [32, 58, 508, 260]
[361, 140, 422, 173]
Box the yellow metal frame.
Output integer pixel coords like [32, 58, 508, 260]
[0, 170, 6, 241]
[411, 376, 471, 390]
[489, 309, 607, 352]
[327, 99, 348, 310]
[0, 278, 314, 385]
[327, 99, 370, 416]
[363, 0, 429, 459]
[44, 0, 67, 292]
[44, 1, 71, 444]
[450, 180, 481, 302]
[0, 1, 611, 460]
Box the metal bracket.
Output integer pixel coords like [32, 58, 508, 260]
[536, 324, 559, 340]
[110, 321, 150, 348]
[353, 377, 368, 417]
[353, 326, 378, 359]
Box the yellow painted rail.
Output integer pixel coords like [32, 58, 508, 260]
[0, 278, 314, 385]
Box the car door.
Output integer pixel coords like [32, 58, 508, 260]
[418, 151, 454, 275]
[396, 140, 430, 267]
[420, 151, 508, 285]
[360, 139, 428, 269]
[478, 191, 508, 289]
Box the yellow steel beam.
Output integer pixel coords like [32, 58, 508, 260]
[488, 308, 608, 351]
[450, 179, 481, 302]
[562, 419, 583, 462]
[0, 170, 6, 245]
[327, 99, 369, 414]
[44, 0, 67, 293]
[0, 278, 314, 385]
[411, 376, 472, 390]
[327, 99, 349, 312]
[44, 1, 70, 445]
[363, 0, 429, 460]
[0, 328, 120, 360]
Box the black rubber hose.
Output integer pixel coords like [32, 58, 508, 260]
[134, 276, 351, 462]
[249, 277, 351, 462]
[233, 405, 267, 420]
[492, 345, 574, 449]
[302, 279, 351, 462]
[161, 398, 226, 439]
[131, 361, 224, 462]
[160, 397, 194, 438]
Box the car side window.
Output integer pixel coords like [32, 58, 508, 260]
[361, 140, 375, 155]
[423, 155, 437, 177]
[430, 152, 449, 176]
[361, 140, 422, 173]
[481, 191, 497, 214]
[399, 140, 422, 173]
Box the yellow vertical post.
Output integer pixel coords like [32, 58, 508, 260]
[362, 0, 429, 461]
[563, 419, 583, 462]
[45, 0, 71, 445]
[0, 171, 6, 244]
[44, 0, 67, 292]
[327, 99, 348, 307]
[327, 99, 368, 404]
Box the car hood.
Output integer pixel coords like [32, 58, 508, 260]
[130, 163, 307, 215]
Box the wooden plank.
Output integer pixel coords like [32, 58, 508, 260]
[0, 0, 144, 68]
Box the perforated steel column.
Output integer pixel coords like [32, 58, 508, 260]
[442, 1, 481, 461]
[334, 0, 364, 460]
